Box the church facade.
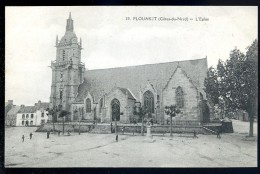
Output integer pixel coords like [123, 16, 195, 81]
[50, 14, 210, 124]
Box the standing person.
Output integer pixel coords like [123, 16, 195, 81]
[47, 131, 50, 139]
[121, 126, 125, 135]
[193, 130, 198, 138]
[110, 122, 113, 133]
[29, 132, 33, 140]
[22, 135, 25, 142]
[217, 129, 221, 139]
[116, 134, 118, 142]
[58, 130, 61, 136]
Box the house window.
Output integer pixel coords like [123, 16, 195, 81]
[143, 90, 154, 113]
[22, 121, 24, 125]
[22, 114, 25, 119]
[99, 98, 103, 113]
[86, 98, 91, 113]
[26, 114, 29, 118]
[31, 114, 34, 118]
[41, 112, 44, 117]
[30, 121, 33, 125]
[176, 86, 184, 108]
[41, 120, 45, 124]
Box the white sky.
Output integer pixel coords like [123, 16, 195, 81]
[5, 6, 258, 106]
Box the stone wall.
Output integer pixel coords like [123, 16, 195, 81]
[163, 67, 200, 123]
[103, 88, 133, 123]
[37, 122, 205, 134]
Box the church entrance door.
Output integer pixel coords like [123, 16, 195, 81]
[111, 99, 120, 121]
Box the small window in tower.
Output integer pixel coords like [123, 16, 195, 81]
[60, 91, 63, 100]
[62, 50, 65, 61]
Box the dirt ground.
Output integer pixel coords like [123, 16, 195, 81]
[5, 119, 257, 167]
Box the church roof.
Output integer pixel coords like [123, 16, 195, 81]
[118, 88, 136, 100]
[76, 58, 208, 102]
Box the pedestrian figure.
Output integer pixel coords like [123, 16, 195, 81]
[67, 130, 71, 136]
[167, 119, 169, 125]
[150, 119, 154, 126]
[58, 131, 60, 136]
[116, 135, 118, 142]
[217, 130, 221, 139]
[47, 131, 50, 139]
[193, 130, 198, 138]
[22, 135, 25, 142]
[30, 132, 33, 140]
[133, 119, 137, 125]
[121, 126, 125, 135]
[110, 122, 113, 133]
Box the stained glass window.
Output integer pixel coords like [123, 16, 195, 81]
[143, 90, 154, 113]
[176, 86, 184, 108]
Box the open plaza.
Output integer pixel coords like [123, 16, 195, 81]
[5, 119, 257, 167]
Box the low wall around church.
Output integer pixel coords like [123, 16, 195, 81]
[36, 122, 206, 134]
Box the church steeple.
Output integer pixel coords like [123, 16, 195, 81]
[66, 12, 74, 32]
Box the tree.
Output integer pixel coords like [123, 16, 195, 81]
[204, 39, 258, 137]
[59, 110, 71, 135]
[46, 106, 59, 134]
[164, 105, 180, 137]
[204, 66, 220, 105]
[244, 40, 258, 137]
[133, 105, 148, 136]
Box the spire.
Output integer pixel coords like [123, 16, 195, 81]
[66, 12, 74, 32]
[56, 35, 58, 45]
[80, 37, 82, 47]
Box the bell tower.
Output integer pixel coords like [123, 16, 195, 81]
[50, 13, 85, 111]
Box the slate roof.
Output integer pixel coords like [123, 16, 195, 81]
[35, 102, 50, 110]
[18, 106, 37, 113]
[76, 58, 208, 102]
[7, 106, 21, 116]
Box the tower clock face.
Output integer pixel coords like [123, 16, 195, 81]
[72, 38, 77, 43]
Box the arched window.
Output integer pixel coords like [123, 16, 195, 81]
[26, 114, 29, 118]
[143, 90, 154, 113]
[22, 121, 24, 125]
[30, 121, 33, 125]
[99, 98, 103, 113]
[111, 98, 120, 121]
[176, 86, 184, 108]
[86, 98, 91, 113]
[22, 114, 25, 119]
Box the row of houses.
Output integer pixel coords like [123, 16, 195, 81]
[5, 100, 49, 127]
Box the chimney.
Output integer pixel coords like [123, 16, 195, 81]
[8, 100, 13, 105]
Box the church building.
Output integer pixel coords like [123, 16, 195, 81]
[50, 13, 210, 125]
